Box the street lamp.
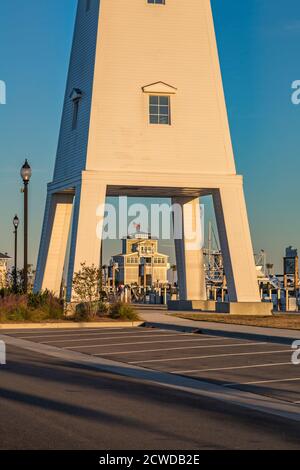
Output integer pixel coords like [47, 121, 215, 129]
[13, 215, 19, 292]
[20, 159, 32, 293]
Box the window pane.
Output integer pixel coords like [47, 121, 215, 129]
[159, 106, 169, 115]
[159, 115, 169, 124]
[150, 105, 159, 114]
[159, 96, 169, 106]
[150, 96, 159, 105]
[150, 115, 159, 124]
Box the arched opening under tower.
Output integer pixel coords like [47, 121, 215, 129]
[35, 181, 271, 314]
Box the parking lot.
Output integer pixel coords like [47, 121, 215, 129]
[2, 326, 300, 404]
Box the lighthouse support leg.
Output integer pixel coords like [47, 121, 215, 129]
[34, 192, 74, 296]
[213, 186, 260, 303]
[66, 177, 107, 301]
[172, 197, 206, 301]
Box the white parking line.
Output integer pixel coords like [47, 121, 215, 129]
[173, 362, 292, 374]
[93, 341, 259, 356]
[224, 377, 300, 387]
[129, 349, 291, 364]
[64, 337, 239, 349]
[43, 332, 194, 344]
[15, 329, 167, 340]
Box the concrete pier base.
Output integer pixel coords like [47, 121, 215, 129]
[168, 300, 273, 315]
[216, 302, 273, 316]
[168, 300, 216, 312]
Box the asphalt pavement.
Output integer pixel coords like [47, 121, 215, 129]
[1, 343, 300, 450]
[4, 326, 299, 404]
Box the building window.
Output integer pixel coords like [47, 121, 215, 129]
[70, 88, 82, 130]
[148, 0, 165, 4]
[72, 100, 80, 130]
[149, 96, 170, 125]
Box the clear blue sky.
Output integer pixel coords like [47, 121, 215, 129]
[0, 0, 299, 272]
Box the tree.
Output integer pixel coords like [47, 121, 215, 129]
[72, 263, 101, 318]
[171, 264, 177, 285]
[266, 263, 274, 276]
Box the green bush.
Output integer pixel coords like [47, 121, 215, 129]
[98, 301, 109, 315]
[109, 302, 139, 321]
[74, 300, 109, 322]
[0, 291, 64, 323]
[27, 291, 51, 308]
[74, 303, 94, 322]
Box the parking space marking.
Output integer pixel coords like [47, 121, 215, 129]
[63, 337, 239, 350]
[92, 341, 261, 356]
[10, 327, 126, 334]
[42, 332, 196, 344]
[65, 339, 268, 350]
[224, 377, 300, 387]
[172, 362, 292, 374]
[14, 329, 167, 340]
[129, 349, 291, 364]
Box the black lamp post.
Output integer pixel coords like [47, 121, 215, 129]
[13, 215, 19, 292]
[20, 159, 32, 293]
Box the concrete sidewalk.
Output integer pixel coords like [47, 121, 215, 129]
[137, 308, 300, 345]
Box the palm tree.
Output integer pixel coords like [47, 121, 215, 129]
[171, 264, 177, 285]
[101, 265, 108, 287]
[266, 263, 274, 276]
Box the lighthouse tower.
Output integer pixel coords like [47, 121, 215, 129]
[35, 0, 267, 312]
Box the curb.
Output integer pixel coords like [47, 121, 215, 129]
[143, 321, 202, 334]
[143, 321, 298, 345]
[0, 321, 145, 330]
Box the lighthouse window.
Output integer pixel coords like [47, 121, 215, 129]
[70, 88, 82, 130]
[148, 0, 165, 4]
[149, 95, 170, 125]
[72, 99, 80, 130]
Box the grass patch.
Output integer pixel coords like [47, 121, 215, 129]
[174, 313, 300, 330]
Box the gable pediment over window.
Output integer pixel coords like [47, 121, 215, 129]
[142, 82, 177, 95]
[69, 88, 83, 101]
